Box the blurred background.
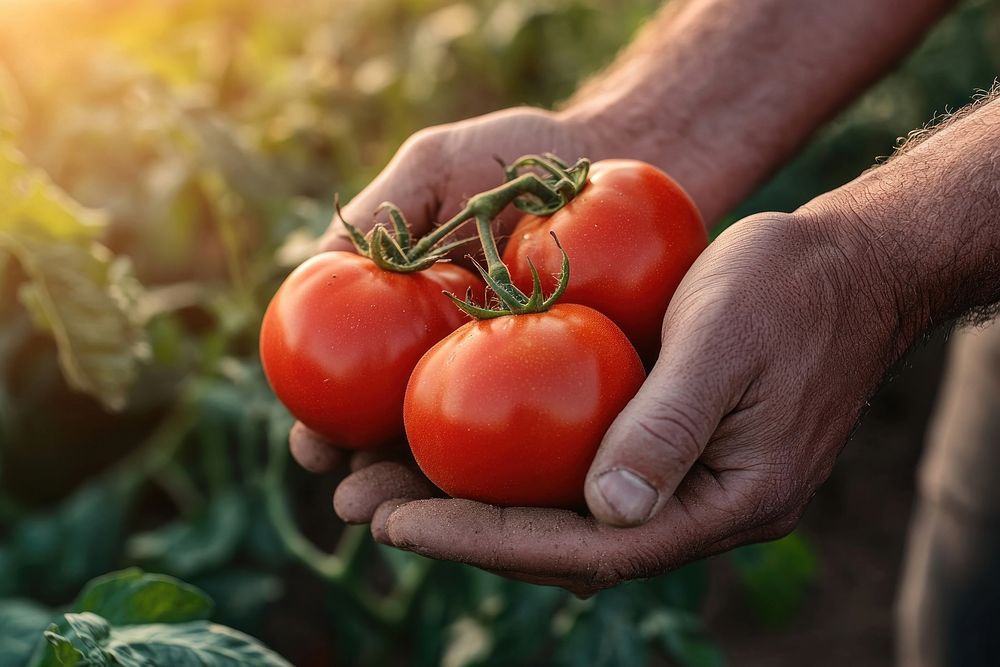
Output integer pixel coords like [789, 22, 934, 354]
[0, 0, 998, 664]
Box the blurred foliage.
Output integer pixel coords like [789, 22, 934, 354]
[0, 0, 998, 664]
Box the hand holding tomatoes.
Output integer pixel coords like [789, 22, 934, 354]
[369, 211, 911, 595]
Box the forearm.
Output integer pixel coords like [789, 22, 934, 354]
[562, 0, 954, 224]
[802, 92, 1000, 353]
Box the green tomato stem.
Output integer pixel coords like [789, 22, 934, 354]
[345, 155, 588, 274]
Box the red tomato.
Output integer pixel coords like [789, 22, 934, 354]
[502, 160, 706, 363]
[404, 303, 645, 508]
[260, 251, 480, 449]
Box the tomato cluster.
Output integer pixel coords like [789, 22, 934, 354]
[259, 252, 480, 448]
[260, 158, 705, 508]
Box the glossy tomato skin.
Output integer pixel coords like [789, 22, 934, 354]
[404, 303, 645, 508]
[502, 160, 706, 364]
[260, 251, 480, 449]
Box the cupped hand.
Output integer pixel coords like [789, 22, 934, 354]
[288, 107, 599, 494]
[352, 210, 915, 595]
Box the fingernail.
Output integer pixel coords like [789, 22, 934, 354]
[595, 469, 658, 525]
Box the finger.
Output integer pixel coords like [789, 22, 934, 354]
[371, 497, 410, 545]
[381, 493, 735, 591]
[333, 461, 438, 524]
[288, 421, 343, 473]
[348, 441, 413, 473]
[584, 335, 749, 527]
[319, 130, 446, 252]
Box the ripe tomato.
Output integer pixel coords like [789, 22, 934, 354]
[502, 160, 706, 363]
[404, 303, 645, 508]
[260, 251, 480, 449]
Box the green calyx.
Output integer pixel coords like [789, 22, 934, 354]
[447, 231, 570, 319]
[439, 153, 590, 320]
[338, 152, 588, 320]
[339, 199, 471, 273]
[338, 153, 589, 275]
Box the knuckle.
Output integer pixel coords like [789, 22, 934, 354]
[401, 126, 446, 158]
[745, 476, 808, 529]
[759, 511, 801, 541]
[594, 543, 668, 589]
[585, 561, 621, 592]
[636, 400, 706, 470]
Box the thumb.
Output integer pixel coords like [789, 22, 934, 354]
[585, 360, 732, 527]
[319, 129, 446, 252]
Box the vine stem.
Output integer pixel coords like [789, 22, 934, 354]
[260, 406, 428, 628]
[403, 172, 571, 265]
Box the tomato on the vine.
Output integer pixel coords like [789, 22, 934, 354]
[502, 159, 706, 363]
[404, 303, 645, 508]
[260, 251, 480, 449]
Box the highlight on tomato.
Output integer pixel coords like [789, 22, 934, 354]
[403, 163, 646, 507]
[404, 300, 645, 508]
[260, 250, 480, 449]
[502, 157, 706, 363]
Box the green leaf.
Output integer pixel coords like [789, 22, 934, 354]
[0, 547, 18, 597]
[647, 560, 711, 612]
[477, 578, 565, 666]
[64, 613, 112, 651]
[666, 633, 726, 667]
[75, 569, 213, 626]
[108, 621, 292, 666]
[553, 588, 647, 667]
[0, 599, 54, 666]
[8, 239, 146, 411]
[9, 470, 139, 598]
[42, 627, 86, 667]
[0, 144, 147, 411]
[188, 569, 283, 631]
[126, 491, 247, 578]
[0, 143, 104, 241]
[442, 617, 492, 667]
[729, 531, 817, 627]
[40, 612, 291, 667]
[641, 610, 725, 667]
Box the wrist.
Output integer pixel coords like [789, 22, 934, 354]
[560, 100, 729, 228]
[798, 91, 1000, 345]
[792, 194, 930, 364]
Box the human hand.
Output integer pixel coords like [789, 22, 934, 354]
[357, 209, 915, 595]
[287, 107, 602, 486]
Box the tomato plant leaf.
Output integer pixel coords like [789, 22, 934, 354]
[641, 609, 725, 667]
[39, 611, 291, 667]
[645, 559, 711, 613]
[0, 144, 147, 411]
[9, 471, 139, 599]
[553, 588, 648, 667]
[126, 491, 248, 579]
[187, 569, 283, 631]
[0, 599, 54, 667]
[75, 569, 213, 626]
[729, 531, 817, 627]
[108, 621, 292, 666]
[41, 627, 86, 667]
